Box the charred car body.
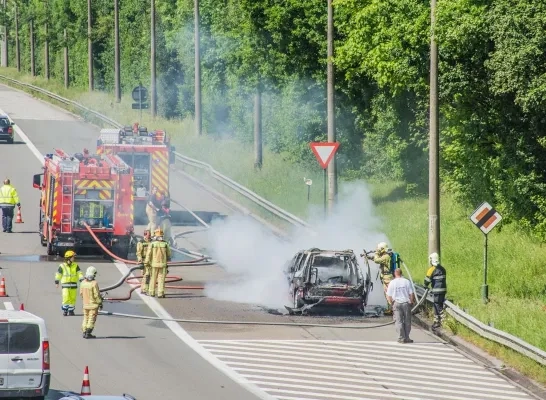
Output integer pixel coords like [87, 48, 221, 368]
[285, 248, 372, 315]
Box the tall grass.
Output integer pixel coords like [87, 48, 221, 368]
[2, 68, 545, 357]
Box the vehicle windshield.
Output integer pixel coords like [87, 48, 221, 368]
[312, 255, 358, 285]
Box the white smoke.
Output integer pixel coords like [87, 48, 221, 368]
[204, 181, 390, 309]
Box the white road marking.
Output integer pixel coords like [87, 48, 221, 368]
[3, 302, 14, 310]
[1, 105, 275, 400]
[200, 340, 535, 400]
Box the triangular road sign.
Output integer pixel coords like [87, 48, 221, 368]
[310, 142, 340, 169]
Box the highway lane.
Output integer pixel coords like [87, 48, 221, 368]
[0, 83, 539, 400]
[0, 86, 265, 400]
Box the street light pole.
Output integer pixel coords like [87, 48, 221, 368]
[428, 0, 440, 257]
[194, 0, 202, 135]
[326, 0, 337, 214]
[151, 0, 157, 118]
[88, 0, 94, 91]
[114, 0, 121, 102]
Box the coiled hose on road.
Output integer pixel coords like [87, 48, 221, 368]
[98, 289, 430, 329]
[83, 223, 207, 301]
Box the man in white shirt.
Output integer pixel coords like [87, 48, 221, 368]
[386, 268, 415, 343]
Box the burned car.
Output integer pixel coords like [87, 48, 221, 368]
[284, 248, 372, 315]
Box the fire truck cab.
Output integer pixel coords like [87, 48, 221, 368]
[96, 124, 175, 225]
[32, 148, 135, 258]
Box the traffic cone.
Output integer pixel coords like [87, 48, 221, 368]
[0, 278, 7, 297]
[19, 303, 24, 311]
[81, 366, 91, 396]
[15, 208, 23, 224]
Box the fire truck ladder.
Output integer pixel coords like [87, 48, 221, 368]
[59, 165, 75, 234]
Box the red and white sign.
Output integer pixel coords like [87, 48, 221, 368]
[309, 142, 340, 169]
[470, 201, 502, 235]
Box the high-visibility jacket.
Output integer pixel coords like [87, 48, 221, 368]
[80, 279, 103, 310]
[136, 239, 151, 263]
[54, 262, 84, 288]
[424, 264, 447, 295]
[0, 184, 19, 207]
[145, 240, 171, 268]
[373, 252, 392, 278]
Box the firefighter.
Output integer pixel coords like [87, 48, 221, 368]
[136, 229, 152, 294]
[146, 186, 162, 232]
[54, 250, 84, 316]
[424, 252, 447, 328]
[0, 178, 20, 233]
[80, 266, 103, 339]
[368, 241, 394, 315]
[157, 196, 172, 246]
[144, 227, 171, 298]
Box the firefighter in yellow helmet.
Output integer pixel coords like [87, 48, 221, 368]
[367, 241, 393, 315]
[144, 227, 171, 298]
[136, 229, 152, 294]
[54, 250, 84, 316]
[80, 266, 103, 339]
[424, 252, 447, 329]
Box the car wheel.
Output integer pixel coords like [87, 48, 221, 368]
[7, 138, 13, 144]
[293, 290, 304, 309]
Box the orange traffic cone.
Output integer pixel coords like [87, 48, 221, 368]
[15, 208, 23, 224]
[0, 278, 7, 297]
[19, 303, 24, 311]
[81, 366, 91, 396]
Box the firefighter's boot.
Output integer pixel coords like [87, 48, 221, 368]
[68, 310, 75, 316]
[84, 329, 96, 339]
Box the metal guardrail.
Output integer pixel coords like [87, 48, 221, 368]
[1, 73, 544, 367]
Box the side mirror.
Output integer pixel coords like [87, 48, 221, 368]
[32, 173, 42, 189]
[169, 146, 176, 164]
[310, 267, 318, 284]
[10, 122, 15, 126]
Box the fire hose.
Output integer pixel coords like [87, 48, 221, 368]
[98, 289, 430, 328]
[83, 223, 207, 301]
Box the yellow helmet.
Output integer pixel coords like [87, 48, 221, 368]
[429, 252, 440, 266]
[64, 250, 76, 258]
[377, 242, 388, 253]
[154, 228, 163, 236]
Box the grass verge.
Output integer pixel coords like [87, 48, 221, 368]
[1, 68, 545, 384]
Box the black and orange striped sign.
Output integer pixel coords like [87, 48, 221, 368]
[470, 202, 502, 235]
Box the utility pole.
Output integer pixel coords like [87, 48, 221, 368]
[15, 4, 20, 72]
[326, 0, 337, 213]
[64, 29, 69, 88]
[194, 0, 202, 135]
[254, 88, 262, 169]
[1, 0, 8, 68]
[150, 0, 157, 117]
[30, 19, 35, 76]
[87, 0, 93, 91]
[428, 0, 440, 257]
[114, 0, 120, 102]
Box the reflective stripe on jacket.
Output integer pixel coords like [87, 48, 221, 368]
[55, 262, 84, 287]
[145, 240, 171, 268]
[136, 239, 151, 263]
[0, 184, 19, 207]
[424, 264, 447, 294]
[80, 279, 102, 310]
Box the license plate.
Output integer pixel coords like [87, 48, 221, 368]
[57, 242, 73, 247]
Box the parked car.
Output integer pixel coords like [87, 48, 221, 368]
[0, 115, 15, 144]
[284, 248, 372, 314]
[0, 309, 50, 399]
[59, 394, 136, 400]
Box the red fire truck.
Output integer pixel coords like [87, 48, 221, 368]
[32, 148, 135, 258]
[96, 124, 175, 224]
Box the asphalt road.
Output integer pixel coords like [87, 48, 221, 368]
[0, 83, 539, 400]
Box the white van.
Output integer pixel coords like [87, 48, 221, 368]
[0, 310, 50, 399]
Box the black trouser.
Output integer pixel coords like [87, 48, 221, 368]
[1, 206, 14, 232]
[433, 293, 446, 322]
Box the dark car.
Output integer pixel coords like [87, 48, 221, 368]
[284, 248, 372, 314]
[0, 115, 14, 144]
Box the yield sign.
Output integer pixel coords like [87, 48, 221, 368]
[310, 142, 340, 169]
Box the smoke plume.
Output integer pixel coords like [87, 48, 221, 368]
[204, 181, 390, 309]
